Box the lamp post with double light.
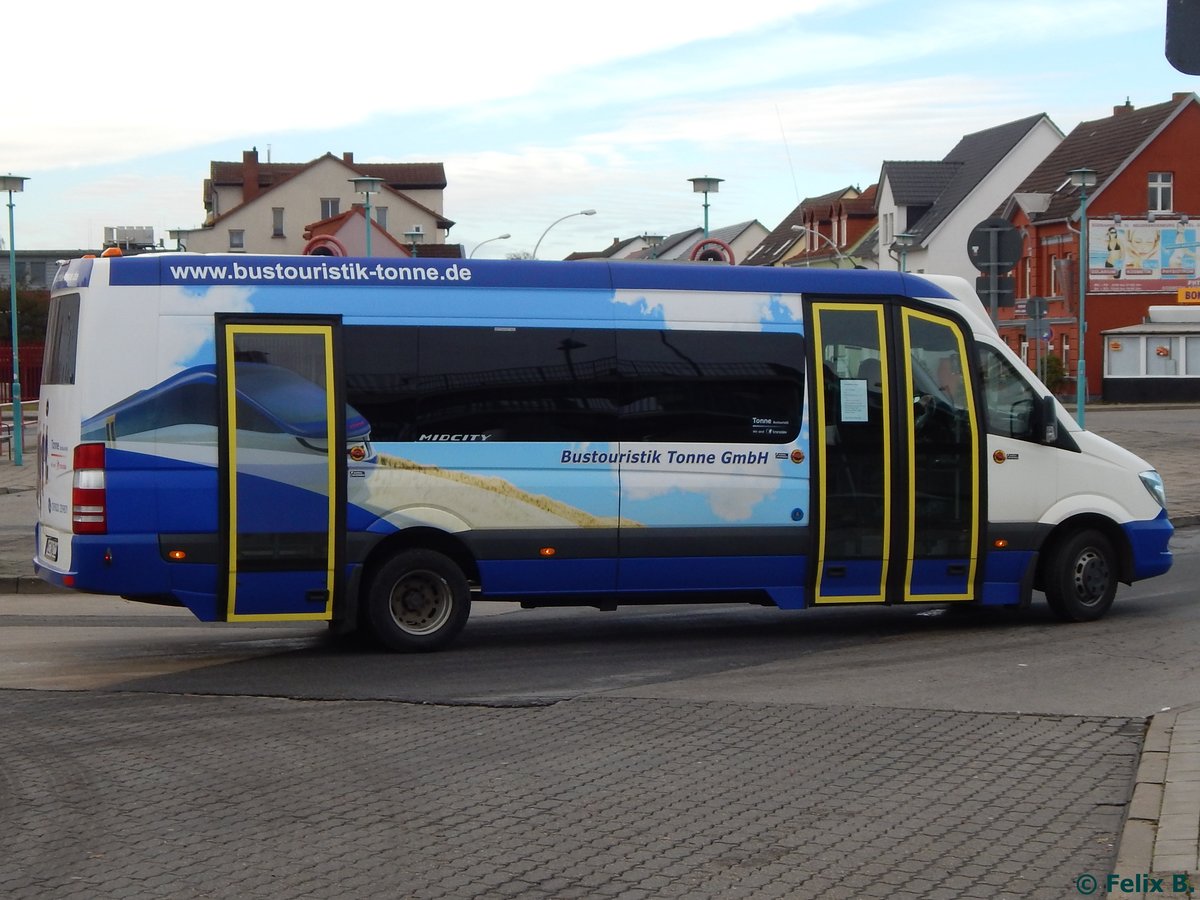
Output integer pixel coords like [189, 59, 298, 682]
[2, 175, 27, 466]
[349, 176, 384, 256]
[892, 232, 916, 273]
[1068, 166, 1097, 427]
[404, 227, 424, 258]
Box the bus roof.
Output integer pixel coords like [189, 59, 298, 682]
[59, 253, 960, 301]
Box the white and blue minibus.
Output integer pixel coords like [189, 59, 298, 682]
[33, 254, 1173, 650]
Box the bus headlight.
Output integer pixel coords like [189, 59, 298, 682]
[1139, 470, 1168, 510]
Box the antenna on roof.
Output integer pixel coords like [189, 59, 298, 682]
[775, 105, 801, 204]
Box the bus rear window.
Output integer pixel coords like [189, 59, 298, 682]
[43, 294, 80, 385]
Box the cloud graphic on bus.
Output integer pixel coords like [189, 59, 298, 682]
[622, 463, 797, 523]
[158, 285, 255, 373]
[613, 289, 804, 331]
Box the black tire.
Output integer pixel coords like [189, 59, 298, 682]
[365, 549, 471, 652]
[1043, 529, 1118, 622]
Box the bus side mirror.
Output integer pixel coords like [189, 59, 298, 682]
[1041, 395, 1058, 444]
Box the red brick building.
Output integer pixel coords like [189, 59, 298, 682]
[999, 93, 1200, 399]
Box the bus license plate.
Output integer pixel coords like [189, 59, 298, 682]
[44, 535, 58, 563]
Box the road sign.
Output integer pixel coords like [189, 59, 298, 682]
[967, 217, 1023, 273]
[1024, 323, 1053, 343]
[975, 275, 1015, 308]
[1167, 0, 1200, 75]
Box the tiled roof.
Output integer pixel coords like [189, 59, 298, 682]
[881, 161, 959, 207]
[641, 227, 703, 260]
[205, 151, 454, 232]
[1013, 97, 1191, 223]
[652, 221, 759, 261]
[210, 155, 446, 191]
[882, 114, 1053, 242]
[408, 243, 464, 259]
[743, 187, 859, 266]
[564, 235, 643, 261]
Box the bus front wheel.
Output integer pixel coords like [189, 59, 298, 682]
[1043, 529, 1117, 622]
[365, 549, 471, 651]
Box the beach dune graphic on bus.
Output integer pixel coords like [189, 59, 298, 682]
[33, 254, 1172, 651]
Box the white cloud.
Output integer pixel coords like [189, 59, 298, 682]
[7, 1, 814, 171]
[3, 0, 1180, 254]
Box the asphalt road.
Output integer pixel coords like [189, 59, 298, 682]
[2, 527, 1195, 718]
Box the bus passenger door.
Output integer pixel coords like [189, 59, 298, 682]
[811, 303, 983, 605]
[811, 304, 893, 602]
[218, 317, 345, 621]
[898, 309, 982, 602]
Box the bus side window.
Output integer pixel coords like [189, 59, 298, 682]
[976, 345, 1037, 441]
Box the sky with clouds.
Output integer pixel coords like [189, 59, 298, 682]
[3, 0, 1194, 260]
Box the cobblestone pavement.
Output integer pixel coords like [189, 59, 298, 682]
[0, 692, 1140, 900]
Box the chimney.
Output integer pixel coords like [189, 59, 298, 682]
[1113, 98, 1134, 115]
[242, 148, 260, 202]
[1174, 92, 1192, 103]
[343, 152, 354, 163]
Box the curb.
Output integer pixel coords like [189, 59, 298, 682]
[0, 575, 68, 594]
[1111, 705, 1200, 899]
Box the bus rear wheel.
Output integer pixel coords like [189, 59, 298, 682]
[1043, 529, 1117, 622]
[365, 549, 470, 651]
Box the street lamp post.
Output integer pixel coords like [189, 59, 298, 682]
[348, 176, 384, 256]
[1068, 166, 1097, 427]
[404, 227, 424, 258]
[892, 232, 917, 273]
[2, 175, 27, 467]
[469, 233, 511, 258]
[789, 225, 851, 267]
[688, 177, 723, 237]
[532, 209, 596, 259]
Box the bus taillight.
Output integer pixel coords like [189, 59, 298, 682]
[72, 443, 108, 534]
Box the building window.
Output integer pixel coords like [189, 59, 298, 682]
[1048, 254, 1058, 296]
[374, 206, 388, 231]
[1149, 172, 1173, 212]
[15, 259, 47, 287]
[272, 208, 285, 238]
[229, 229, 245, 251]
[1146, 337, 1179, 376]
[321, 198, 340, 219]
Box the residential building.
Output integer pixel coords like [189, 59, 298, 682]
[568, 221, 767, 264]
[876, 114, 1064, 278]
[743, 186, 877, 268]
[175, 149, 456, 256]
[301, 207, 463, 259]
[633, 221, 768, 264]
[565, 234, 663, 261]
[999, 93, 1200, 400]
